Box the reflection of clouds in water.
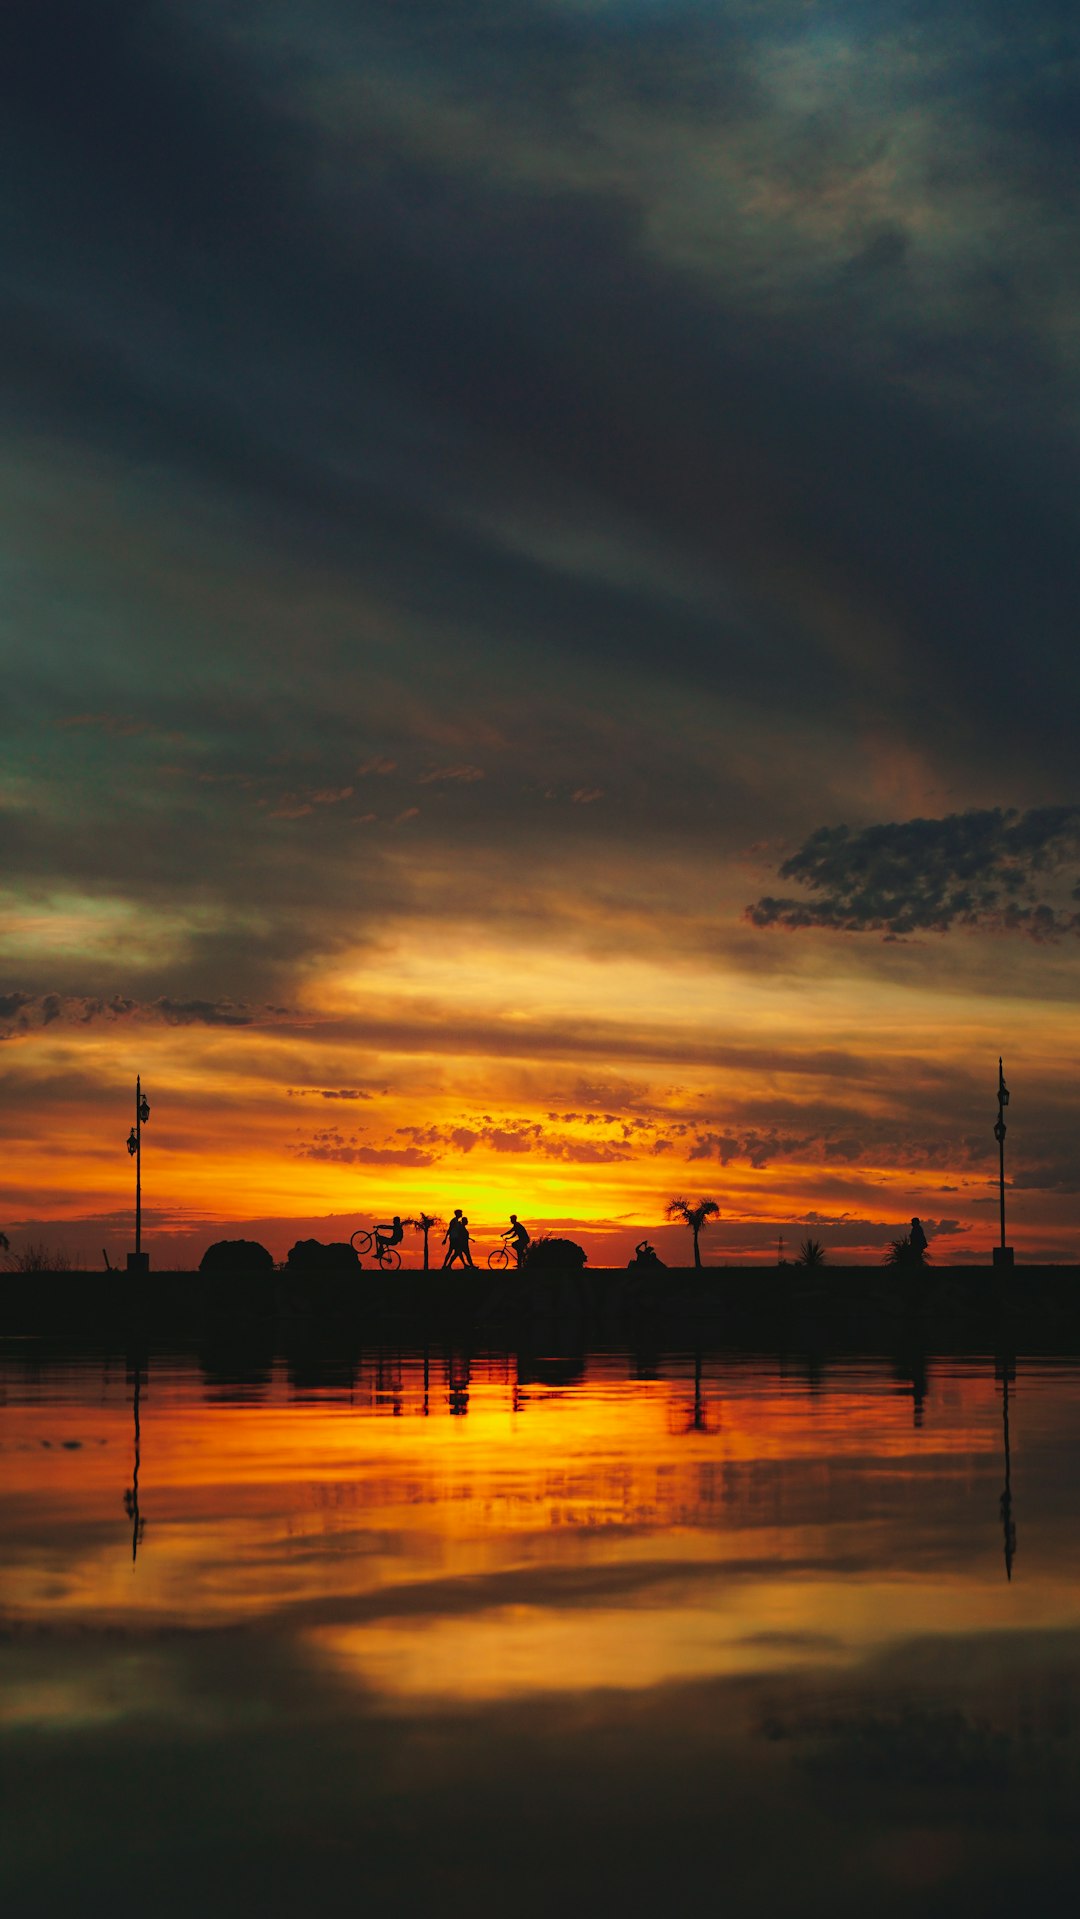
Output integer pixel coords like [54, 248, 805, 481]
[5, 1623, 1080, 1915]
[3, 1347, 1080, 1909]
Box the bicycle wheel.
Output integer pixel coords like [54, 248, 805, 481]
[350, 1229, 374, 1256]
[487, 1246, 510, 1269]
[377, 1245, 401, 1270]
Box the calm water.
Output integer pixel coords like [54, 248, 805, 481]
[3, 1337, 1080, 1915]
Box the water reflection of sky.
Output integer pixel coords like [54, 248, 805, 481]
[3, 1345, 1080, 1913]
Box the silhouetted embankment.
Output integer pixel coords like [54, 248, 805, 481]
[3, 1263, 1080, 1358]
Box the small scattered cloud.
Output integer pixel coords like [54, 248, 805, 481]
[0, 993, 270, 1037]
[296, 1139, 434, 1167]
[689, 1128, 817, 1168]
[59, 712, 150, 737]
[748, 807, 1080, 940]
[271, 785, 354, 819]
[394, 1116, 633, 1163]
[419, 764, 485, 784]
[287, 1087, 375, 1101]
[270, 800, 314, 819]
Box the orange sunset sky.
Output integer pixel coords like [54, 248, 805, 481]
[3, 2, 1079, 1265]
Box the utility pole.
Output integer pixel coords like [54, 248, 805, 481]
[993, 1058, 1013, 1269]
[126, 1075, 151, 1273]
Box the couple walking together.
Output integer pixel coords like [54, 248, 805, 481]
[442, 1209, 474, 1268]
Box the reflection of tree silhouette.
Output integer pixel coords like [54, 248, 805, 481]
[123, 1359, 146, 1565]
[374, 1345, 404, 1416]
[997, 1355, 1017, 1582]
[668, 1346, 719, 1435]
[198, 1328, 274, 1398]
[284, 1326, 359, 1395]
[516, 1350, 585, 1389]
[887, 1338, 929, 1427]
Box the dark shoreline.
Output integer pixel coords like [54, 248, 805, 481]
[3, 1263, 1080, 1357]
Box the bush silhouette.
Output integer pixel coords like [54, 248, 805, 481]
[287, 1238, 361, 1272]
[200, 1239, 274, 1276]
[523, 1235, 587, 1271]
[884, 1233, 930, 1268]
[3, 1239, 74, 1273]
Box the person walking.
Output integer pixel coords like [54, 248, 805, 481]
[443, 1209, 476, 1269]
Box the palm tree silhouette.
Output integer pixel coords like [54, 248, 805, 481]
[794, 1237, 827, 1267]
[665, 1196, 720, 1268]
[411, 1213, 442, 1271]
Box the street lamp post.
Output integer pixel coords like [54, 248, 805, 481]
[992, 1058, 1013, 1269]
[126, 1075, 151, 1273]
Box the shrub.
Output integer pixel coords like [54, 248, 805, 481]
[200, 1239, 275, 1276]
[286, 1238, 361, 1273]
[3, 1240, 75, 1273]
[884, 1234, 930, 1268]
[523, 1235, 587, 1271]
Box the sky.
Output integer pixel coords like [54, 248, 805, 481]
[3, 0, 1079, 1266]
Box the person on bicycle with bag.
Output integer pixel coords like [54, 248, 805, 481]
[501, 1214, 531, 1267]
[374, 1215, 405, 1265]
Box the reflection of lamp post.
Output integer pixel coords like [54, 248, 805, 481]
[123, 1359, 146, 1564]
[998, 1357, 1017, 1582]
[993, 1058, 1013, 1269]
[126, 1075, 151, 1273]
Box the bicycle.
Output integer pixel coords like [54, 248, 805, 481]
[350, 1228, 402, 1270]
[487, 1245, 510, 1270]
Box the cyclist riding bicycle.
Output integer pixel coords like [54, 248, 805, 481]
[501, 1214, 531, 1267]
[375, 1215, 405, 1264]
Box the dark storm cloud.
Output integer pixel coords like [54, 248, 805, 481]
[4, 0, 1079, 738]
[3, 0, 1080, 1007]
[748, 807, 1080, 939]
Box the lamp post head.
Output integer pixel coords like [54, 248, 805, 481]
[139, 1096, 150, 1124]
[127, 1128, 138, 1156]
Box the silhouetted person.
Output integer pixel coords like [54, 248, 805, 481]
[443, 1210, 474, 1268]
[442, 1210, 465, 1268]
[375, 1214, 404, 1262]
[628, 1240, 665, 1269]
[502, 1214, 530, 1267]
[910, 1217, 928, 1264]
